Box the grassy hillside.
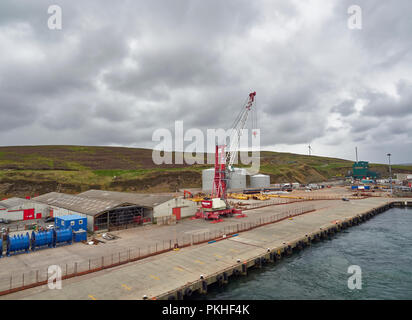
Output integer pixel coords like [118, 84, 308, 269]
[0, 146, 410, 198]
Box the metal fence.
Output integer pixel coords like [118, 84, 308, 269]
[0, 204, 315, 295]
[0, 220, 45, 233]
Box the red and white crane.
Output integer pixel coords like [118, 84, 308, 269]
[197, 91, 257, 220]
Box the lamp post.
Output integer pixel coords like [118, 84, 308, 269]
[387, 153, 392, 195]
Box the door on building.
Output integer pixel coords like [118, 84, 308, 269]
[172, 207, 181, 220]
[23, 209, 35, 220]
[50, 209, 54, 217]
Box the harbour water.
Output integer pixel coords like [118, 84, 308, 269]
[197, 207, 412, 300]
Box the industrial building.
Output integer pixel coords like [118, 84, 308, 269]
[396, 173, 412, 182]
[32, 190, 198, 232]
[0, 197, 48, 221]
[352, 161, 379, 180]
[78, 189, 197, 223]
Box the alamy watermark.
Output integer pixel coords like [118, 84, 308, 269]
[48, 5, 62, 30]
[347, 265, 362, 290]
[348, 5, 362, 30]
[152, 121, 261, 175]
[48, 265, 62, 290]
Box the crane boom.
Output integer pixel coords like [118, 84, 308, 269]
[226, 91, 256, 170]
[211, 91, 256, 199]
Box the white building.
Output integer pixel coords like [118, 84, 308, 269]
[0, 197, 49, 221]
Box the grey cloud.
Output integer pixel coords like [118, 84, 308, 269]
[361, 81, 412, 117]
[0, 0, 412, 163]
[332, 100, 356, 117]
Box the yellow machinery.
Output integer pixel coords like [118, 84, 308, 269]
[228, 193, 249, 200]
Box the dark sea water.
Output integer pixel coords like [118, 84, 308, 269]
[199, 207, 412, 300]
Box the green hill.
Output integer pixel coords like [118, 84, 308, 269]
[0, 145, 409, 198]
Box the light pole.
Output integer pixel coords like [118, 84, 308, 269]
[387, 153, 392, 195]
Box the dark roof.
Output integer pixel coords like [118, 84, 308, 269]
[33, 192, 126, 216]
[77, 190, 174, 208]
[0, 197, 30, 209]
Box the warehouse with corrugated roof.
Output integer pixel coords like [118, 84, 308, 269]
[33, 190, 198, 232]
[77, 189, 198, 225]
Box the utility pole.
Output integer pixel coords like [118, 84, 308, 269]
[387, 153, 392, 196]
[308, 145, 312, 156]
[355, 147, 358, 162]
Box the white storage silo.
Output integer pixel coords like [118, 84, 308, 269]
[250, 174, 270, 188]
[202, 168, 215, 191]
[228, 168, 247, 190]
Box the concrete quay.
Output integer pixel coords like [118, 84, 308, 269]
[2, 197, 410, 300]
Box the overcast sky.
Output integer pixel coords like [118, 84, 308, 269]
[0, 0, 411, 164]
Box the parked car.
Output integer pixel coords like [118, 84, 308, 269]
[44, 216, 55, 223]
[0, 218, 10, 224]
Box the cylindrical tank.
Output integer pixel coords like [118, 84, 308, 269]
[31, 230, 54, 251]
[202, 168, 215, 191]
[227, 168, 247, 190]
[7, 233, 30, 256]
[250, 174, 270, 188]
[53, 227, 73, 247]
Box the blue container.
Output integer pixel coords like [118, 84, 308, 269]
[31, 230, 54, 251]
[351, 186, 358, 190]
[55, 215, 87, 232]
[73, 230, 87, 242]
[53, 227, 73, 247]
[7, 233, 30, 256]
[364, 186, 371, 190]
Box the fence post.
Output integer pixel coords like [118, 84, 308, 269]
[10, 276, 12, 290]
[74, 262, 77, 274]
[22, 273, 24, 287]
[89, 259, 91, 270]
[36, 270, 39, 283]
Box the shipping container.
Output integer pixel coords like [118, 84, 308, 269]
[55, 215, 87, 232]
